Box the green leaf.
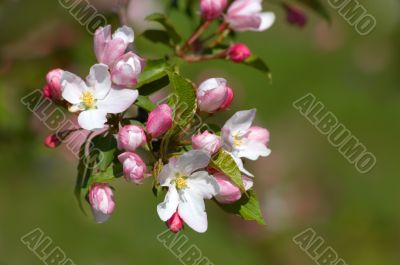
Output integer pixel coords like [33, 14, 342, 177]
[135, 59, 170, 95]
[166, 70, 197, 135]
[146, 13, 182, 44]
[88, 163, 123, 186]
[295, 0, 331, 21]
[90, 133, 117, 172]
[135, 95, 157, 112]
[217, 190, 266, 225]
[243, 55, 272, 81]
[210, 150, 245, 191]
[141, 29, 174, 48]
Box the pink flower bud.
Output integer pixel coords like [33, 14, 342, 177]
[245, 126, 270, 145]
[111, 52, 145, 87]
[200, 0, 228, 20]
[227, 43, 251, 62]
[118, 152, 147, 184]
[197, 78, 232, 113]
[285, 4, 307, 27]
[219, 86, 234, 110]
[214, 172, 253, 204]
[94, 25, 134, 66]
[45, 69, 63, 100]
[192, 131, 222, 155]
[146, 104, 173, 138]
[44, 134, 61, 148]
[117, 125, 146, 152]
[166, 211, 184, 233]
[42, 85, 52, 98]
[88, 183, 115, 223]
[226, 0, 275, 32]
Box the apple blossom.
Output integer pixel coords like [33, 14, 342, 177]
[227, 43, 251, 62]
[146, 104, 173, 138]
[246, 126, 270, 145]
[117, 125, 146, 152]
[94, 25, 134, 66]
[166, 211, 184, 233]
[192, 130, 222, 155]
[197, 78, 232, 113]
[45, 69, 63, 100]
[111, 52, 145, 87]
[226, 0, 275, 32]
[220, 86, 234, 110]
[88, 183, 115, 223]
[61, 63, 138, 131]
[157, 150, 219, 233]
[118, 152, 147, 184]
[221, 109, 271, 175]
[214, 172, 253, 204]
[44, 134, 61, 148]
[200, 0, 228, 20]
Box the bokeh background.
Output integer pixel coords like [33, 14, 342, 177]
[1, 0, 399, 264]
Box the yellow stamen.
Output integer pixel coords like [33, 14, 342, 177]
[81, 91, 95, 109]
[175, 175, 188, 190]
[233, 134, 242, 147]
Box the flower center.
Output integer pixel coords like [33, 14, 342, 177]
[81, 91, 96, 109]
[175, 175, 188, 190]
[233, 133, 242, 147]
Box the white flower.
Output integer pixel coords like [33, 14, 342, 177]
[61, 64, 138, 130]
[221, 109, 271, 175]
[157, 150, 220, 233]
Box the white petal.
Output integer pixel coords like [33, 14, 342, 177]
[113, 26, 134, 44]
[77, 109, 107, 130]
[258, 12, 275, 31]
[178, 191, 208, 233]
[187, 171, 220, 199]
[176, 150, 210, 176]
[237, 140, 271, 160]
[222, 109, 256, 134]
[158, 160, 178, 187]
[61, 71, 87, 104]
[86, 64, 111, 100]
[97, 88, 138, 114]
[198, 78, 227, 92]
[157, 186, 179, 221]
[231, 154, 254, 177]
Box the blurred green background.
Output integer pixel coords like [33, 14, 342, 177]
[1, 0, 399, 264]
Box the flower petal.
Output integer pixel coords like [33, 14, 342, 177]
[97, 88, 138, 114]
[236, 140, 271, 160]
[86, 64, 111, 100]
[77, 109, 107, 130]
[157, 186, 179, 221]
[176, 150, 211, 176]
[178, 191, 208, 233]
[61, 71, 87, 104]
[113, 26, 134, 44]
[222, 109, 256, 134]
[187, 171, 220, 199]
[258, 12, 275, 31]
[231, 154, 254, 177]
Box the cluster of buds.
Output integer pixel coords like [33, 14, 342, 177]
[38, 0, 281, 234]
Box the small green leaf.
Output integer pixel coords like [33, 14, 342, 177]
[217, 190, 266, 225]
[295, 0, 331, 22]
[243, 55, 272, 81]
[90, 133, 117, 172]
[89, 163, 123, 186]
[166, 70, 197, 135]
[210, 150, 245, 191]
[146, 13, 182, 44]
[135, 95, 157, 112]
[141, 29, 174, 47]
[135, 59, 170, 95]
